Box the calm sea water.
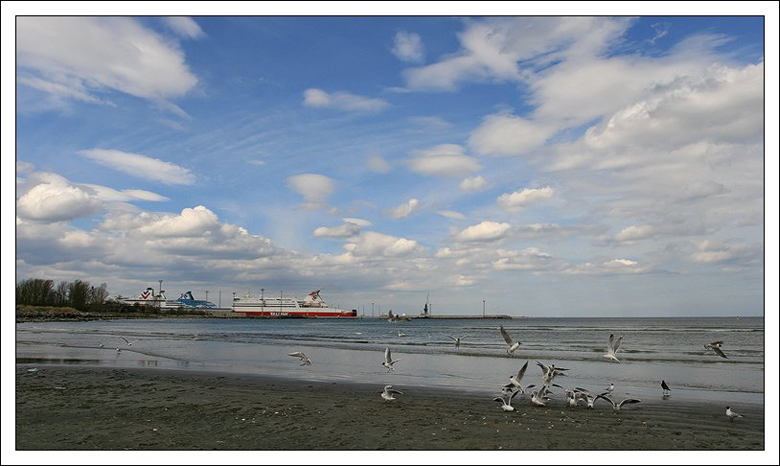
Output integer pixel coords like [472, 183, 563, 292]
[16, 316, 764, 405]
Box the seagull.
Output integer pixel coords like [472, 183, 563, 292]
[572, 388, 598, 409]
[565, 390, 579, 408]
[397, 331, 407, 337]
[603, 334, 623, 363]
[605, 383, 615, 394]
[120, 337, 139, 347]
[447, 336, 461, 349]
[595, 394, 642, 413]
[99, 343, 105, 348]
[381, 385, 403, 402]
[287, 352, 312, 366]
[500, 325, 522, 356]
[726, 406, 743, 422]
[530, 386, 552, 407]
[503, 361, 530, 393]
[116, 347, 122, 353]
[661, 380, 671, 397]
[704, 341, 728, 359]
[494, 389, 521, 412]
[387, 310, 399, 323]
[382, 347, 402, 372]
[536, 361, 569, 387]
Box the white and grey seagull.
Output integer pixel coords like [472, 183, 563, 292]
[287, 352, 312, 366]
[382, 347, 403, 372]
[381, 385, 403, 402]
[725, 406, 743, 422]
[500, 325, 522, 356]
[536, 361, 569, 387]
[447, 335, 461, 349]
[503, 360, 530, 393]
[595, 394, 642, 413]
[493, 389, 521, 412]
[705, 341, 728, 359]
[603, 333, 623, 363]
[120, 337, 139, 347]
[530, 385, 552, 407]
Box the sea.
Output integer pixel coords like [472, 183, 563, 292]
[16, 316, 764, 406]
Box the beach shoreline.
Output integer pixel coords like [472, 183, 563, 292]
[15, 365, 764, 451]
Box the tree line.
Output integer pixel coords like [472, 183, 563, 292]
[16, 278, 110, 311]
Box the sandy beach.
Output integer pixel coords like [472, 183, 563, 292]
[15, 365, 764, 451]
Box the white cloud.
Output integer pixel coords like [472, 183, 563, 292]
[344, 231, 424, 257]
[79, 149, 196, 185]
[497, 186, 554, 211]
[407, 144, 481, 177]
[80, 184, 169, 203]
[392, 31, 425, 63]
[286, 174, 336, 210]
[17, 176, 102, 222]
[408, 116, 452, 132]
[614, 225, 656, 243]
[469, 113, 556, 157]
[136, 206, 220, 237]
[403, 17, 630, 91]
[389, 198, 420, 219]
[341, 217, 372, 227]
[313, 223, 362, 238]
[302, 88, 389, 112]
[367, 155, 392, 174]
[163, 17, 205, 39]
[456, 221, 511, 242]
[563, 258, 650, 276]
[492, 247, 557, 271]
[436, 210, 466, 221]
[17, 17, 198, 114]
[460, 175, 487, 193]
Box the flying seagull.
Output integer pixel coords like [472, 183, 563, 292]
[595, 394, 642, 413]
[704, 341, 728, 359]
[500, 325, 522, 356]
[288, 352, 312, 366]
[381, 385, 403, 402]
[382, 347, 402, 372]
[536, 361, 569, 387]
[398, 331, 407, 337]
[387, 310, 399, 323]
[503, 361, 530, 393]
[447, 336, 461, 349]
[661, 380, 671, 397]
[726, 406, 743, 422]
[603, 334, 623, 363]
[120, 337, 139, 346]
[493, 389, 521, 412]
[530, 386, 552, 407]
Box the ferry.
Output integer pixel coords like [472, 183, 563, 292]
[232, 290, 357, 318]
[115, 288, 216, 309]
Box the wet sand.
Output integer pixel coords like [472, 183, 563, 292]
[15, 365, 764, 451]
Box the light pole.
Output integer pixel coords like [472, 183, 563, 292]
[372, 302, 374, 318]
[205, 290, 209, 302]
[483, 299, 486, 318]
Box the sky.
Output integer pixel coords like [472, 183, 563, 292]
[5, 10, 776, 317]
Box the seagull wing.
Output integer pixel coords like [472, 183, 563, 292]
[710, 340, 724, 346]
[447, 335, 458, 342]
[618, 399, 642, 408]
[288, 352, 306, 359]
[516, 360, 529, 380]
[509, 389, 521, 401]
[613, 336, 623, 353]
[595, 393, 616, 408]
[500, 326, 515, 346]
[712, 346, 728, 359]
[536, 360, 550, 376]
[121, 337, 130, 344]
[607, 333, 615, 352]
[384, 347, 392, 364]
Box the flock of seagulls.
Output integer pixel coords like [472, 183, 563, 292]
[282, 324, 742, 422]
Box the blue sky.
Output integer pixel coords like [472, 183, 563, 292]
[7, 12, 774, 316]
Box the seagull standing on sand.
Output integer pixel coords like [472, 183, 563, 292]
[381, 385, 403, 402]
[447, 336, 461, 349]
[530, 386, 552, 407]
[603, 334, 623, 363]
[605, 383, 615, 394]
[726, 406, 743, 422]
[595, 394, 642, 413]
[661, 380, 671, 397]
[500, 325, 521, 356]
[704, 341, 728, 359]
[494, 389, 521, 412]
[288, 352, 312, 366]
[503, 361, 530, 393]
[382, 347, 402, 373]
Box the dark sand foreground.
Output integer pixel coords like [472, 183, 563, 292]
[15, 366, 764, 450]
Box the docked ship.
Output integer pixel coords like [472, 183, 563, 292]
[115, 288, 216, 309]
[232, 290, 357, 318]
